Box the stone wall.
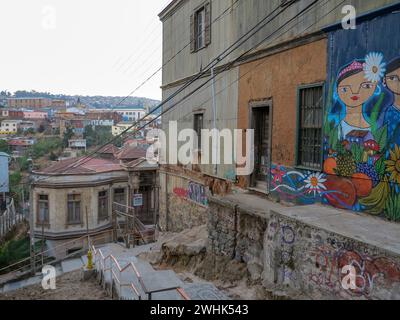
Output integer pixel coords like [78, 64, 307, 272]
[207, 194, 400, 299]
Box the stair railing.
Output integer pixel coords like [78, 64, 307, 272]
[91, 244, 190, 301]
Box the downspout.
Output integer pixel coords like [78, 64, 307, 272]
[211, 67, 218, 176]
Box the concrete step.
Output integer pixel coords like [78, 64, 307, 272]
[61, 258, 84, 273]
[183, 283, 230, 300]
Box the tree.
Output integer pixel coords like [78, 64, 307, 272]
[23, 128, 35, 136]
[38, 124, 46, 133]
[30, 137, 62, 159]
[62, 127, 74, 147]
[49, 152, 58, 161]
[0, 140, 9, 154]
[84, 125, 113, 148]
[17, 156, 30, 171]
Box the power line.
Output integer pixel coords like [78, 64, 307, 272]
[64, 0, 297, 169]
[21, 0, 296, 188]
[161, 0, 344, 128]
[14, 0, 332, 189]
[95, 0, 245, 112]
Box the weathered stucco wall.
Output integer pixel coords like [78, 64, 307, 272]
[208, 194, 400, 300]
[33, 181, 129, 237]
[237, 38, 327, 168]
[159, 169, 208, 232]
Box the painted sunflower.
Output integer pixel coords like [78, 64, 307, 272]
[385, 144, 400, 184]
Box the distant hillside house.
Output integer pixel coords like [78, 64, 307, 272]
[7, 97, 52, 109]
[0, 119, 21, 134]
[112, 121, 136, 136]
[112, 107, 146, 122]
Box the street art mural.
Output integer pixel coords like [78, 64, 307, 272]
[271, 13, 400, 221]
[271, 53, 400, 221]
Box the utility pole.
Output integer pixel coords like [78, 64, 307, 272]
[29, 178, 36, 275]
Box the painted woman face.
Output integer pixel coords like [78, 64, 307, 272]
[337, 71, 377, 107]
[385, 68, 400, 95]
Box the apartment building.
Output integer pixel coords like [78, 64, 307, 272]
[158, 0, 400, 300]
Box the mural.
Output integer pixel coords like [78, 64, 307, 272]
[271, 52, 400, 221]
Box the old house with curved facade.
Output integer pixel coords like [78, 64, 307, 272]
[31, 146, 158, 258]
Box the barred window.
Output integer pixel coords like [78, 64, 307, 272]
[297, 85, 323, 169]
[67, 194, 81, 224]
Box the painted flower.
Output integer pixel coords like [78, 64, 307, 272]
[385, 144, 400, 184]
[304, 172, 327, 197]
[364, 52, 386, 83]
[271, 165, 286, 184]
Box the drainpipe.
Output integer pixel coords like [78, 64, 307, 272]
[211, 67, 218, 176]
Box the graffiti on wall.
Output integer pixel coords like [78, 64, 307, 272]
[271, 53, 400, 221]
[173, 181, 208, 207]
[309, 243, 400, 298]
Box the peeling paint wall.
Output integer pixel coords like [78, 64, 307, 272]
[237, 38, 327, 184]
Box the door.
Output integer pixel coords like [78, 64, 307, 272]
[252, 103, 272, 192]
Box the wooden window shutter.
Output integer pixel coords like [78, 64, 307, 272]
[190, 13, 196, 52]
[205, 2, 211, 46]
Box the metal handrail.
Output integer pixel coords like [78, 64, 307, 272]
[92, 246, 142, 300]
[0, 229, 112, 274]
[92, 244, 190, 301]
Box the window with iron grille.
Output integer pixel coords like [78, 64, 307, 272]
[98, 191, 109, 220]
[67, 194, 81, 224]
[297, 85, 324, 169]
[37, 194, 49, 224]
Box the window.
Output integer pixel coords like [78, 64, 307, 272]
[196, 8, 205, 49]
[37, 195, 49, 224]
[67, 194, 81, 224]
[190, 2, 211, 52]
[113, 188, 126, 205]
[297, 85, 324, 169]
[98, 191, 108, 220]
[194, 113, 204, 150]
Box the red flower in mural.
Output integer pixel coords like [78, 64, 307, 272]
[272, 166, 285, 184]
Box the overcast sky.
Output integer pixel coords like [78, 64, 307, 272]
[0, 0, 170, 100]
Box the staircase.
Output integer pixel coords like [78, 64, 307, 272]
[1, 240, 229, 300]
[89, 243, 229, 300]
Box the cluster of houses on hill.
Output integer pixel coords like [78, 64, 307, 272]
[0, 97, 161, 148]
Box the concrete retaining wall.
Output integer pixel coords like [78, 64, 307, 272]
[208, 193, 400, 299]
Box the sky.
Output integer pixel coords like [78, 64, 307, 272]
[0, 0, 171, 100]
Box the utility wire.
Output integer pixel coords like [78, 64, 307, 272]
[15, 0, 331, 189]
[17, 0, 294, 190]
